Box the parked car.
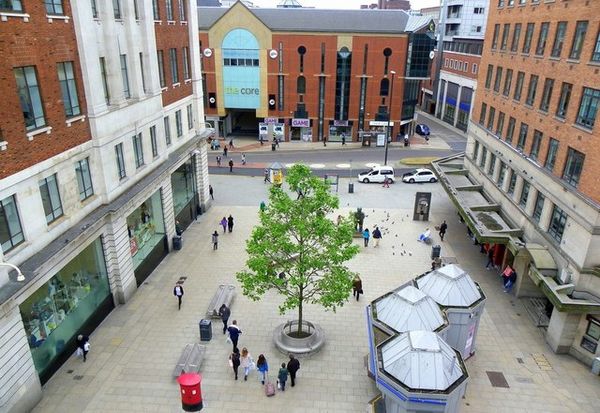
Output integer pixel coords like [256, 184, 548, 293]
[402, 168, 437, 184]
[358, 165, 395, 183]
[415, 124, 430, 137]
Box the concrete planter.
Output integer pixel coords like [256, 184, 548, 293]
[272, 320, 325, 356]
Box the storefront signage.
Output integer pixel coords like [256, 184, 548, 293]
[292, 118, 310, 127]
[334, 120, 349, 127]
[264, 117, 278, 124]
[269, 49, 278, 59]
[369, 121, 395, 127]
[224, 87, 259, 96]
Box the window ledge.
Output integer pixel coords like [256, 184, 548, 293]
[572, 123, 594, 135]
[26, 126, 52, 141]
[173, 82, 181, 88]
[180, 21, 188, 26]
[167, 20, 176, 25]
[46, 14, 70, 23]
[0, 140, 7, 151]
[566, 58, 580, 64]
[0, 11, 30, 22]
[154, 20, 162, 25]
[115, 18, 124, 23]
[553, 115, 566, 123]
[66, 114, 86, 127]
[161, 86, 168, 91]
[184, 78, 192, 84]
[587, 61, 600, 68]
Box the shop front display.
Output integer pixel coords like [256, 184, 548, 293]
[328, 121, 352, 142]
[171, 159, 198, 230]
[19, 237, 113, 384]
[127, 190, 167, 285]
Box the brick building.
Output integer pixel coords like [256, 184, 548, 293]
[433, 0, 600, 365]
[0, 1, 211, 411]
[199, 2, 435, 144]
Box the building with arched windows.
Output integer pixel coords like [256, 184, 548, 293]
[199, 2, 436, 143]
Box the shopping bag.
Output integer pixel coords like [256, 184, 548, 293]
[228, 359, 233, 368]
[76, 347, 83, 357]
[226, 335, 232, 344]
[277, 380, 281, 390]
[83, 342, 90, 352]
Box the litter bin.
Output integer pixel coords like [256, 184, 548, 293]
[173, 235, 183, 251]
[271, 142, 276, 151]
[592, 357, 600, 375]
[348, 182, 354, 193]
[199, 319, 212, 342]
[431, 244, 441, 259]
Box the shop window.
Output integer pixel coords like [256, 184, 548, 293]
[0, 194, 25, 253]
[297, 76, 306, 94]
[127, 191, 166, 270]
[39, 174, 63, 224]
[380, 78, 389, 96]
[75, 158, 94, 201]
[171, 160, 197, 217]
[20, 238, 111, 381]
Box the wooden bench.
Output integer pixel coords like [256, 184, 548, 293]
[173, 343, 206, 378]
[206, 284, 236, 318]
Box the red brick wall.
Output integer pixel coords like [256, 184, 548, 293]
[473, 0, 600, 201]
[441, 51, 481, 80]
[199, 33, 217, 115]
[0, 1, 90, 179]
[154, 1, 192, 107]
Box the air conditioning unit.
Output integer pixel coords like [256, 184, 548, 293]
[557, 268, 572, 284]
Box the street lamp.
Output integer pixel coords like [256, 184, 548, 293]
[384, 70, 396, 166]
[0, 262, 25, 282]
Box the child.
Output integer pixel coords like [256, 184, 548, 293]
[278, 362, 288, 391]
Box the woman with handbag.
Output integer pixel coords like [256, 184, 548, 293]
[240, 347, 253, 381]
[256, 354, 269, 385]
[229, 348, 241, 380]
[352, 275, 363, 302]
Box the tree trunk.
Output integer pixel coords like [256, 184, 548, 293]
[297, 291, 303, 336]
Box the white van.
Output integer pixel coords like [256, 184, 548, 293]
[357, 165, 395, 183]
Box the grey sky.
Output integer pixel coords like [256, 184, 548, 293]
[250, 0, 441, 10]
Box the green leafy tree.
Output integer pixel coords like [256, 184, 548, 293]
[236, 164, 360, 335]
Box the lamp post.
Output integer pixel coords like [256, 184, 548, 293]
[384, 70, 396, 166]
[0, 262, 25, 282]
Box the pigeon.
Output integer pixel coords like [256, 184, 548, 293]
[392, 221, 395, 225]
[401, 243, 404, 247]
[409, 252, 412, 256]
[395, 234, 398, 237]
[393, 253, 395, 256]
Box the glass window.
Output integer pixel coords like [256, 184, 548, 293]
[75, 158, 94, 201]
[479, 102, 487, 125]
[487, 107, 496, 130]
[493, 67, 503, 93]
[530, 130, 543, 161]
[178, 0, 186, 21]
[519, 181, 530, 208]
[153, 0, 160, 19]
[496, 112, 505, 138]
[14, 66, 46, 131]
[488, 154, 496, 176]
[380, 78, 389, 96]
[120, 54, 130, 99]
[498, 0, 504, 6]
[182, 47, 190, 80]
[150, 126, 158, 158]
[91, 0, 97, 18]
[485, 64, 494, 89]
[113, 0, 121, 19]
[545, 138, 559, 171]
[548, 205, 567, 242]
[138, 53, 146, 94]
[133, 0, 139, 19]
[132, 133, 144, 168]
[593, 30, 600, 62]
[517, 122, 528, 151]
[492, 24, 500, 49]
[175, 110, 183, 137]
[1, 0, 23, 12]
[0, 195, 24, 253]
[535, 22, 549, 55]
[508, 170, 517, 195]
[570, 21, 588, 60]
[511, 23, 521, 52]
[157, 50, 166, 88]
[187, 104, 193, 130]
[57, 62, 81, 117]
[523, 23, 535, 54]
[473, 140, 480, 160]
[166, 0, 173, 20]
[171, 159, 197, 217]
[506, 117, 516, 143]
[480, 147, 487, 168]
[556, 82, 572, 119]
[19, 238, 110, 381]
[115, 143, 126, 179]
[562, 147, 585, 187]
[498, 162, 507, 187]
[576, 87, 600, 129]
[45, 0, 64, 15]
[164, 116, 171, 145]
[514, 71, 525, 101]
[100, 57, 110, 104]
[533, 192, 544, 223]
[39, 174, 63, 224]
[525, 74, 539, 106]
[585, 319, 600, 341]
[551, 22, 568, 58]
[539, 78, 554, 112]
[127, 191, 166, 270]
[503, 69, 513, 96]
[169, 48, 179, 84]
[501, 24, 510, 51]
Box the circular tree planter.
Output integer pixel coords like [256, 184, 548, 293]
[273, 320, 325, 356]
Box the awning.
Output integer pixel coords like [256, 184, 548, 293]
[526, 243, 557, 271]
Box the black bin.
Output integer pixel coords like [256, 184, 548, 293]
[431, 245, 441, 259]
[199, 319, 212, 341]
[173, 235, 183, 250]
[271, 143, 276, 151]
[348, 182, 354, 193]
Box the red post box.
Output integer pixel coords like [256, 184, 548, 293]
[177, 373, 202, 411]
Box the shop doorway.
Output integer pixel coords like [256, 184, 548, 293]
[225, 109, 258, 137]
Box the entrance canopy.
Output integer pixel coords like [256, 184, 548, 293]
[416, 264, 482, 307]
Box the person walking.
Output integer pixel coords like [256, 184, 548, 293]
[352, 275, 363, 301]
[240, 347, 252, 381]
[504, 269, 517, 293]
[229, 348, 241, 380]
[264, 169, 270, 183]
[173, 283, 184, 310]
[382, 176, 391, 188]
[216, 155, 221, 167]
[341, 134, 346, 145]
[256, 354, 269, 385]
[323, 135, 327, 147]
[275, 137, 280, 148]
[219, 304, 231, 334]
[227, 320, 242, 351]
[278, 363, 289, 391]
[241, 153, 246, 165]
[486, 245, 495, 269]
[372, 226, 382, 247]
[227, 215, 234, 233]
[229, 138, 234, 149]
[228, 159, 234, 172]
[220, 217, 227, 233]
[362, 228, 370, 247]
[286, 354, 300, 387]
[76, 334, 90, 362]
[212, 230, 219, 250]
[438, 220, 447, 241]
[209, 185, 214, 200]
[223, 146, 228, 158]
